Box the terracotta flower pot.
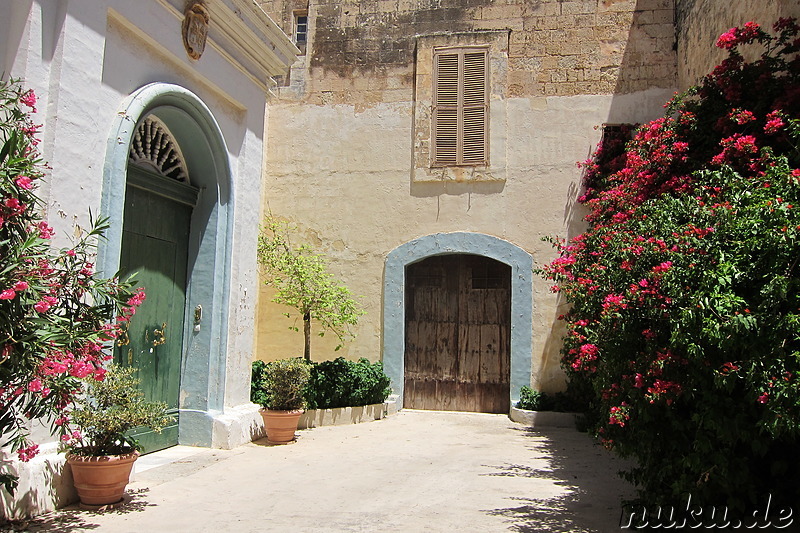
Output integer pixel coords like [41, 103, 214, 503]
[67, 451, 139, 507]
[260, 409, 303, 444]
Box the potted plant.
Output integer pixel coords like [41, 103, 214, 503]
[61, 365, 171, 508]
[253, 358, 311, 444]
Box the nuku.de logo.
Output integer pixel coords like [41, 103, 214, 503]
[620, 493, 794, 529]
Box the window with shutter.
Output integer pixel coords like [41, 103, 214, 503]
[432, 47, 488, 167]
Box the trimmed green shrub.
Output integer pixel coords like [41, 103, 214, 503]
[251, 358, 311, 411]
[304, 357, 391, 409]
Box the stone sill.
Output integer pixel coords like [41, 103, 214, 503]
[509, 406, 578, 428]
[298, 395, 400, 429]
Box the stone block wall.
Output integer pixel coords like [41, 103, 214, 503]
[675, 0, 800, 89]
[259, 0, 677, 105]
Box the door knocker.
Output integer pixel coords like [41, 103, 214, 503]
[153, 322, 167, 347]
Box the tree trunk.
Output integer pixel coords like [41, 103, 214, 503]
[303, 311, 311, 361]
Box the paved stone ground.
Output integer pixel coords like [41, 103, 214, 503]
[12, 410, 636, 532]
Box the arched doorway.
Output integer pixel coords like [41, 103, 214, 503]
[383, 232, 534, 411]
[404, 254, 511, 413]
[100, 83, 233, 448]
[115, 116, 197, 452]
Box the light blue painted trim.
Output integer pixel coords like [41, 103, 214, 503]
[99, 83, 234, 447]
[383, 232, 533, 409]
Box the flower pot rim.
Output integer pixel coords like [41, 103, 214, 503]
[66, 450, 140, 463]
[259, 408, 304, 415]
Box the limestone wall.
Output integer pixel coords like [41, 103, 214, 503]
[675, 0, 800, 89]
[260, 0, 677, 103]
[257, 0, 679, 396]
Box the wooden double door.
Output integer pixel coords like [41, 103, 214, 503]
[404, 254, 511, 413]
[114, 167, 197, 453]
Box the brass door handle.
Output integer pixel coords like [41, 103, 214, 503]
[153, 322, 167, 346]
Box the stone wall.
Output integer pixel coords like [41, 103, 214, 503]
[256, 0, 679, 396]
[260, 0, 677, 105]
[675, 0, 800, 89]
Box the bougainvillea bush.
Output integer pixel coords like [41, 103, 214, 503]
[541, 20, 800, 511]
[0, 78, 142, 493]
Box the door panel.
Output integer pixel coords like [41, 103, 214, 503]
[404, 255, 511, 413]
[115, 169, 192, 453]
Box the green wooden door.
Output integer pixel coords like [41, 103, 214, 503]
[115, 168, 197, 453]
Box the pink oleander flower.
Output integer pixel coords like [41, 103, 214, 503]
[13, 281, 28, 291]
[27, 378, 43, 392]
[757, 392, 769, 404]
[15, 176, 33, 189]
[17, 444, 39, 462]
[20, 89, 37, 111]
[37, 221, 54, 239]
[34, 298, 54, 313]
[69, 361, 93, 378]
[0, 289, 16, 300]
[4, 197, 25, 215]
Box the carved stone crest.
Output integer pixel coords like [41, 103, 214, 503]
[182, 1, 209, 60]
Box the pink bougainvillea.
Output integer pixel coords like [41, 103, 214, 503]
[539, 20, 800, 511]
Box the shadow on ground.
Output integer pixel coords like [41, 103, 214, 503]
[0, 488, 154, 532]
[482, 426, 634, 533]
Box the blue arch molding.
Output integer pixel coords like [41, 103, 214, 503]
[383, 232, 533, 409]
[99, 83, 234, 447]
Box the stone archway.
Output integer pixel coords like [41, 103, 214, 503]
[383, 233, 533, 410]
[99, 83, 233, 447]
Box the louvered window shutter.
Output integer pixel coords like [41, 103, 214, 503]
[433, 48, 488, 166]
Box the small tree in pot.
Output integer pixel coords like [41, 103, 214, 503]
[61, 365, 171, 507]
[252, 358, 311, 444]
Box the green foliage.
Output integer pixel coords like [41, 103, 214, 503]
[517, 386, 548, 411]
[64, 365, 171, 457]
[517, 385, 588, 412]
[540, 20, 800, 512]
[250, 359, 270, 409]
[257, 216, 364, 361]
[517, 386, 551, 411]
[252, 358, 311, 411]
[304, 357, 392, 409]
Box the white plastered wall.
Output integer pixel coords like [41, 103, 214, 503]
[1, 0, 283, 518]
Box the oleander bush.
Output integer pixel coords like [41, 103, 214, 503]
[0, 78, 142, 494]
[540, 19, 800, 513]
